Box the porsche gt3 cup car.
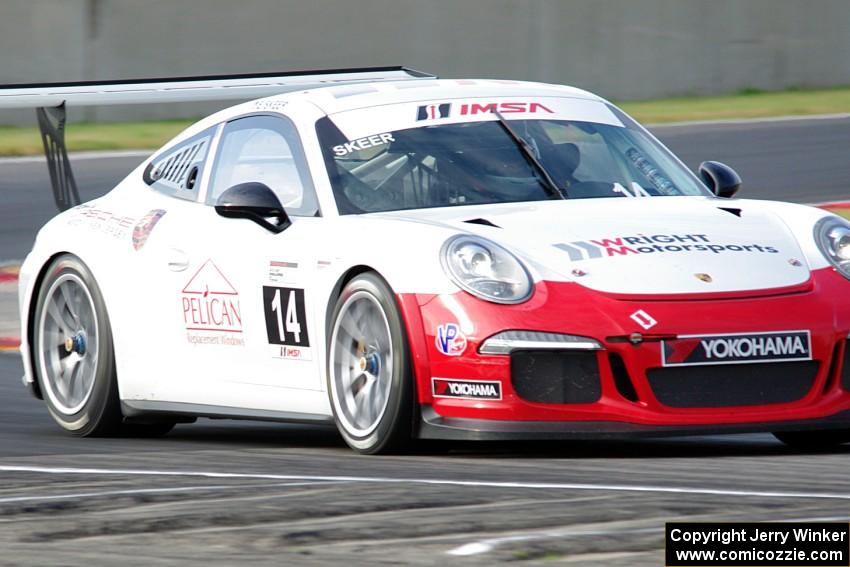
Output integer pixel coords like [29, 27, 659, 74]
[8, 67, 850, 453]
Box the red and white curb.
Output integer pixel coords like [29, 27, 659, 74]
[0, 264, 19, 352]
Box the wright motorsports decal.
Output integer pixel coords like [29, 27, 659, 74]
[181, 259, 244, 347]
[555, 233, 779, 262]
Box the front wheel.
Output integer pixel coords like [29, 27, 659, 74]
[327, 273, 413, 454]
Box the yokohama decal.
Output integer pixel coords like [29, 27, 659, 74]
[662, 330, 811, 367]
[432, 378, 502, 400]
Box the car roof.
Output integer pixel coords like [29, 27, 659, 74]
[271, 78, 604, 114]
[172, 79, 606, 148]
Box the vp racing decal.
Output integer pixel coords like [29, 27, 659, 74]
[555, 233, 779, 262]
[263, 286, 311, 360]
[435, 323, 467, 356]
[661, 330, 811, 367]
[181, 260, 244, 347]
[432, 378, 502, 400]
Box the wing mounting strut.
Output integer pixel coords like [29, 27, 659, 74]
[36, 104, 80, 211]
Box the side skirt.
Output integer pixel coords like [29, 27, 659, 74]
[121, 400, 334, 425]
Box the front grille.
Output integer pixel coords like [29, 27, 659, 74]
[646, 361, 819, 408]
[511, 350, 601, 404]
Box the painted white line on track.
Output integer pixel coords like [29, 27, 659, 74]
[649, 112, 850, 129]
[0, 480, 339, 504]
[1, 464, 850, 502]
[448, 526, 657, 556]
[0, 150, 151, 165]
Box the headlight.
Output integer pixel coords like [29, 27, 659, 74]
[815, 216, 850, 279]
[441, 235, 533, 304]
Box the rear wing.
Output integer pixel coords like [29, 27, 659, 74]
[0, 66, 435, 210]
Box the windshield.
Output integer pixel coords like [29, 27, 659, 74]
[317, 98, 710, 214]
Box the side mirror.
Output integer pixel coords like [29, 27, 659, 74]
[215, 182, 291, 233]
[699, 161, 741, 198]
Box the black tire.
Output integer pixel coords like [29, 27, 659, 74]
[773, 429, 850, 449]
[33, 254, 177, 438]
[33, 255, 123, 436]
[327, 273, 413, 454]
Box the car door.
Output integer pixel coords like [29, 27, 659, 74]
[132, 113, 328, 416]
[194, 114, 326, 412]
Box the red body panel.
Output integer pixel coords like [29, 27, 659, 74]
[398, 267, 850, 427]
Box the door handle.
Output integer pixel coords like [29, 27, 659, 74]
[167, 248, 190, 272]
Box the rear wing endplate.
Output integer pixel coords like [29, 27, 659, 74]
[0, 66, 435, 211]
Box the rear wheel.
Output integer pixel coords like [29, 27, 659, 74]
[327, 273, 413, 454]
[773, 429, 850, 448]
[33, 254, 174, 437]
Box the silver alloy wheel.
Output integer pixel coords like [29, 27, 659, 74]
[329, 290, 394, 437]
[37, 273, 100, 415]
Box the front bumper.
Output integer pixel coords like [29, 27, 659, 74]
[401, 267, 850, 438]
[417, 406, 850, 440]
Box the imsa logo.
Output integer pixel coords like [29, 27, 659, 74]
[662, 330, 811, 367]
[432, 378, 502, 400]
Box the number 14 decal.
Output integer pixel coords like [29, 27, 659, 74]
[262, 286, 310, 347]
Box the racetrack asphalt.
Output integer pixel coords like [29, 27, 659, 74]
[0, 116, 849, 565]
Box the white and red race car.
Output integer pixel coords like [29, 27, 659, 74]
[7, 67, 850, 453]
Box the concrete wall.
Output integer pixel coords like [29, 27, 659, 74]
[1, 0, 849, 124]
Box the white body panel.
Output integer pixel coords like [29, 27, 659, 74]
[16, 76, 842, 421]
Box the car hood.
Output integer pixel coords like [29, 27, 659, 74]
[378, 197, 812, 296]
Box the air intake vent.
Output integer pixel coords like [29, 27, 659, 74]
[609, 353, 639, 402]
[647, 361, 818, 408]
[511, 350, 601, 404]
[150, 139, 208, 189]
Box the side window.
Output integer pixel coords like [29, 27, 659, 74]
[143, 126, 216, 201]
[207, 115, 319, 217]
